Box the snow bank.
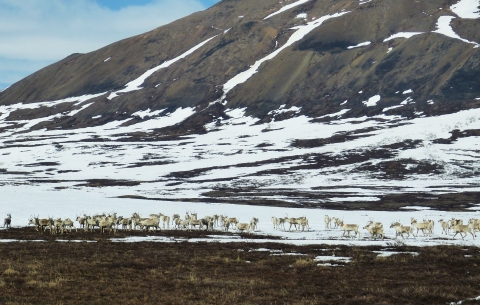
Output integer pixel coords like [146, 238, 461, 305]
[347, 41, 371, 49]
[433, 16, 479, 47]
[451, 0, 480, 19]
[264, 0, 311, 20]
[363, 95, 381, 107]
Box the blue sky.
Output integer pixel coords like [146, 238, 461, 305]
[98, 0, 219, 10]
[0, 0, 221, 91]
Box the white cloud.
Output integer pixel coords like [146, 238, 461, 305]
[0, 0, 206, 61]
[0, 0, 207, 89]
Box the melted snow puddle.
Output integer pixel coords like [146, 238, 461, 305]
[0, 239, 96, 243]
[55, 240, 97, 243]
[0, 239, 46, 243]
[315, 255, 352, 266]
[373, 250, 419, 257]
[248, 248, 283, 253]
[450, 295, 480, 305]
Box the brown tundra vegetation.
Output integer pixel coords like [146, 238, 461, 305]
[1, 227, 480, 304]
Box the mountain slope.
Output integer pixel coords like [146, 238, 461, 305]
[0, 0, 479, 210]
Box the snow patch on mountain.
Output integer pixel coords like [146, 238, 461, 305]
[451, 0, 480, 19]
[382, 105, 404, 112]
[363, 95, 381, 107]
[347, 41, 371, 49]
[132, 108, 166, 119]
[264, 0, 311, 20]
[107, 35, 218, 100]
[268, 105, 302, 116]
[383, 32, 424, 42]
[318, 109, 351, 118]
[433, 16, 480, 47]
[222, 11, 350, 98]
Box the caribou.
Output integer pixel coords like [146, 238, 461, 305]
[52, 218, 64, 234]
[160, 214, 170, 229]
[411, 218, 433, 237]
[76, 216, 86, 229]
[98, 219, 116, 234]
[324, 215, 331, 230]
[236, 223, 250, 234]
[28, 217, 39, 231]
[172, 214, 181, 226]
[61, 218, 77, 233]
[285, 217, 309, 231]
[340, 222, 360, 238]
[34, 217, 53, 234]
[84, 217, 99, 232]
[250, 217, 259, 232]
[189, 219, 204, 231]
[332, 217, 343, 229]
[438, 219, 450, 235]
[390, 222, 413, 239]
[271, 217, 286, 231]
[468, 218, 480, 235]
[226, 217, 239, 229]
[177, 219, 190, 230]
[363, 222, 384, 240]
[3, 213, 11, 229]
[452, 223, 475, 240]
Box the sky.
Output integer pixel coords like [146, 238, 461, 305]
[0, 0, 220, 91]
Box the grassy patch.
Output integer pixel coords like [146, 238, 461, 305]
[1, 229, 480, 304]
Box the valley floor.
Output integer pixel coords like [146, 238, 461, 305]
[1, 229, 480, 305]
[2, 185, 480, 304]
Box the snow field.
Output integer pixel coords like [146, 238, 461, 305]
[2, 184, 480, 247]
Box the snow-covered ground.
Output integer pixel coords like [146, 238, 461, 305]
[1, 96, 479, 201]
[2, 183, 480, 247]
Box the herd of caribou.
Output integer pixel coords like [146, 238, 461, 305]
[14, 212, 260, 235]
[1, 212, 479, 240]
[322, 215, 479, 240]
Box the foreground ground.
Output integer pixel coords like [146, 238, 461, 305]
[1, 228, 480, 304]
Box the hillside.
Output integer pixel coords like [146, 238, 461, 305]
[0, 0, 479, 210]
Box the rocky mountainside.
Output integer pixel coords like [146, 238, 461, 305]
[0, 0, 479, 210]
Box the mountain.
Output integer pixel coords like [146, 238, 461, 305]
[0, 0, 479, 211]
